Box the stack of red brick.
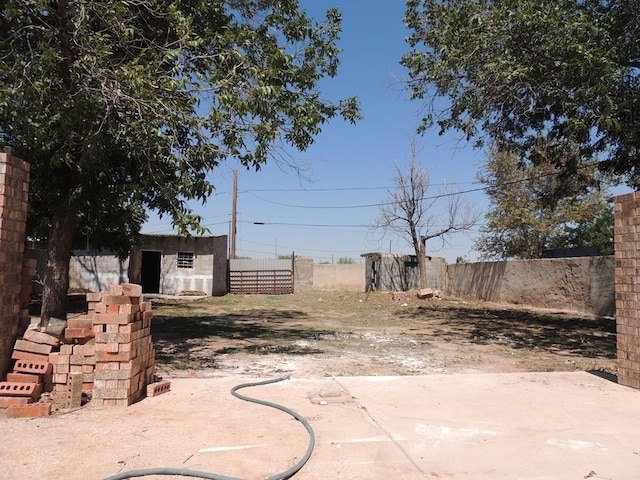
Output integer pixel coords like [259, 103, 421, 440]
[0, 328, 58, 417]
[1, 282, 170, 416]
[91, 283, 157, 406]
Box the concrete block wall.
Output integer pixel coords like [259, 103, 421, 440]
[312, 263, 365, 292]
[614, 192, 640, 389]
[447, 256, 615, 317]
[0, 152, 31, 378]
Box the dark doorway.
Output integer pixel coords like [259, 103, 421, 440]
[141, 251, 161, 293]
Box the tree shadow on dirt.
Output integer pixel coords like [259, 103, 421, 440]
[152, 308, 333, 370]
[404, 304, 616, 359]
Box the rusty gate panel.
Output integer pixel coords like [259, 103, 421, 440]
[228, 259, 294, 294]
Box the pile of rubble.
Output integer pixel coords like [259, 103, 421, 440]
[0, 283, 170, 417]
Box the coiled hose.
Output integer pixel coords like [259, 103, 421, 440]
[103, 377, 315, 480]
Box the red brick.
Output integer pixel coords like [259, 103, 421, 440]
[6, 372, 41, 383]
[94, 369, 134, 381]
[6, 402, 51, 418]
[146, 380, 171, 397]
[64, 327, 94, 340]
[11, 350, 50, 363]
[102, 295, 132, 306]
[108, 284, 124, 295]
[140, 301, 152, 312]
[86, 292, 103, 302]
[13, 359, 51, 374]
[69, 355, 96, 366]
[121, 283, 142, 297]
[92, 313, 134, 325]
[81, 363, 95, 373]
[66, 316, 94, 329]
[95, 332, 132, 344]
[22, 329, 61, 346]
[94, 362, 120, 371]
[118, 303, 140, 315]
[0, 396, 32, 408]
[67, 373, 83, 409]
[53, 362, 70, 374]
[0, 382, 42, 398]
[118, 322, 142, 334]
[72, 343, 95, 356]
[14, 339, 53, 355]
[95, 350, 136, 362]
[92, 387, 129, 399]
[59, 345, 74, 355]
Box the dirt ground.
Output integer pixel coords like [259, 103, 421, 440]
[0, 291, 620, 480]
[149, 290, 617, 380]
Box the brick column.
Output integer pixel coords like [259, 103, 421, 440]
[614, 192, 640, 388]
[0, 152, 31, 378]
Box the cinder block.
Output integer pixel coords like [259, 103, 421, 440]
[146, 380, 171, 397]
[6, 402, 51, 418]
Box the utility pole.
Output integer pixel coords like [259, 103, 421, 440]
[230, 170, 237, 259]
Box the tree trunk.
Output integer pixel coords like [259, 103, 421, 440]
[419, 236, 428, 289]
[40, 204, 79, 326]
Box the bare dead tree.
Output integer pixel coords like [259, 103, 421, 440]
[372, 137, 480, 288]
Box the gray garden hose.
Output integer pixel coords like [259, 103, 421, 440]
[103, 377, 315, 480]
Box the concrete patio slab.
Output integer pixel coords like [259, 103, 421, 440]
[0, 372, 638, 479]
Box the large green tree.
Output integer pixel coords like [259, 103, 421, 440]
[476, 146, 611, 259]
[0, 1, 360, 322]
[402, 0, 640, 185]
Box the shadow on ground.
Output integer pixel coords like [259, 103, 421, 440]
[151, 305, 334, 370]
[403, 304, 616, 359]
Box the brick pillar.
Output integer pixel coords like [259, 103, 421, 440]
[614, 192, 640, 388]
[0, 152, 31, 378]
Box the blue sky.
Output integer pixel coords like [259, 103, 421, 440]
[141, 1, 511, 263]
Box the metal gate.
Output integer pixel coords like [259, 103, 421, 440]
[228, 258, 294, 294]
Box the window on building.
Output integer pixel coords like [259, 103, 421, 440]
[177, 251, 194, 269]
